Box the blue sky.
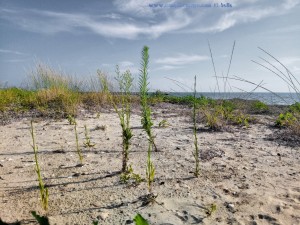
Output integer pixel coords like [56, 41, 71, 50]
[0, 0, 300, 92]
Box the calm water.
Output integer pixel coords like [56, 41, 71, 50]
[168, 92, 300, 105]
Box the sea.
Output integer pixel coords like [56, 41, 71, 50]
[166, 92, 300, 105]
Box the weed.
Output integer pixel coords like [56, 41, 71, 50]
[251, 100, 269, 113]
[205, 203, 217, 216]
[67, 114, 76, 125]
[289, 102, 300, 113]
[31, 211, 50, 225]
[139, 46, 156, 193]
[74, 119, 83, 164]
[30, 121, 49, 211]
[83, 125, 95, 149]
[275, 112, 297, 127]
[192, 76, 200, 177]
[158, 119, 170, 128]
[107, 65, 134, 172]
[133, 214, 149, 225]
[120, 165, 144, 186]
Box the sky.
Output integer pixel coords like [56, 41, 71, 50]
[0, 0, 300, 92]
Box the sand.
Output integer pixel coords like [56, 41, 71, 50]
[0, 103, 299, 225]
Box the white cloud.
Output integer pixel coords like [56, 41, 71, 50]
[155, 54, 209, 66]
[0, 49, 27, 55]
[0, 0, 298, 39]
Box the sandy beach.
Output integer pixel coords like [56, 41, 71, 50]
[0, 103, 299, 225]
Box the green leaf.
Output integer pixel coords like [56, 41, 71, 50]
[133, 214, 149, 225]
[31, 211, 50, 225]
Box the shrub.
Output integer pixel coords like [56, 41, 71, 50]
[251, 100, 269, 113]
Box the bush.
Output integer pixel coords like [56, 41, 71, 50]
[275, 112, 298, 127]
[251, 100, 269, 113]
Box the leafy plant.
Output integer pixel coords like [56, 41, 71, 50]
[133, 214, 149, 225]
[205, 203, 217, 216]
[158, 119, 170, 128]
[275, 112, 297, 127]
[289, 102, 300, 113]
[31, 211, 50, 225]
[107, 65, 134, 172]
[120, 165, 144, 186]
[192, 76, 200, 177]
[67, 114, 76, 125]
[139, 46, 156, 193]
[74, 119, 83, 164]
[251, 100, 269, 113]
[30, 121, 49, 211]
[83, 125, 95, 149]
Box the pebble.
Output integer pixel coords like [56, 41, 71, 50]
[98, 210, 109, 220]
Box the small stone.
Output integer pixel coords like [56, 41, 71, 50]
[98, 211, 109, 220]
[125, 220, 133, 224]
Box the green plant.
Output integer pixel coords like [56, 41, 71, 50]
[30, 121, 49, 211]
[251, 100, 269, 112]
[205, 203, 217, 216]
[107, 65, 134, 172]
[289, 102, 300, 113]
[133, 214, 149, 225]
[31, 211, 50, 225]
[67, 114, 76, 125]
[83, 125, 95, 149]
[275, 112, 297, 127]
[139, 46, 156, 193]
[120, 165, 144, 186]
[192, 76, 200, 177]
[158, 119, 170, 128]
[74, 119, 83, 164]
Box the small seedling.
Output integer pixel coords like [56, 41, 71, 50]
[158, 119, 170, 128]
[67, 114, 76, 125]
[83, 125, 95, 149]
[205, 203, 217, 216]
[96, 112, 100, 119]
[120, 165, 144, 186]
[133, 214, 149, 225]
[74, 119, 83, 163]
[30, 121, 49, 211]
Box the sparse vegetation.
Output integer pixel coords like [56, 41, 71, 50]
[30, 121, 49, 211]
[251, 100, 269, 113]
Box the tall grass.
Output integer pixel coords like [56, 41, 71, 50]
[30, 121, 49, 211]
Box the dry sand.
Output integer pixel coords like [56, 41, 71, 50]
[0, 103, 300, 225]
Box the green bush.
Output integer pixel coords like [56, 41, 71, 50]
[275, 112, 297, 127]
[251, 100, 269, 112]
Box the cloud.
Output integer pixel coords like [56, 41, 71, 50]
[0, 0, 298, 39]
[0, 6, 191, 39]
[155, 54, 209, 66]
[0, 49, 27, 55]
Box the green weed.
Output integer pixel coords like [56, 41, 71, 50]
[192, 76, 200, 177]
[30, 121, 49, 211]
[120, 165, 144, 186]
[31, 211, 50, 225]
[133, 214, 149, 225]
[158, 119, 170, 128]
[83, 125, 95, 149]
[251, 100, 269, 113]
[139, 46, 156, 193]
[74, 119, 83, 164]
[67, 114, 76, 125]
[275, 112, 297, 127]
